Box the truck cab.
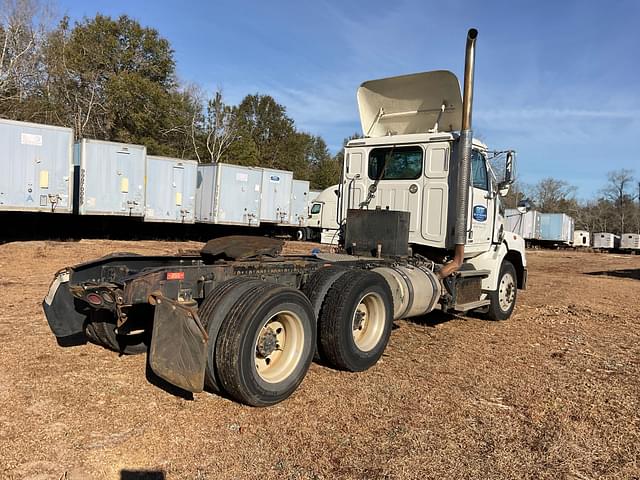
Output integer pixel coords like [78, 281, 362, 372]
[338, 69, 526, 298]
[308, 184, 340, 244]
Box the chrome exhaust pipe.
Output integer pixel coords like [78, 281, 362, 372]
[439, 28, 478, 279]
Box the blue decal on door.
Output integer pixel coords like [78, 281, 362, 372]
[473, 205, 487, 222]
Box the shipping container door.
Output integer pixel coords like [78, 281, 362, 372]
[173, 165, 184, 214]
[218, 166, 261, 225]
[180, 162, 197, 223]
[290, 181, 309, 225]
[116, 147, 134, 213]
[260, 170, 292, 223]
[117, 145, 144, 216]
[1, 122, 71, 212]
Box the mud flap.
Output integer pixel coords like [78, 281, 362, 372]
[149, 296, 208, 393]
[42, 270, 89, 346]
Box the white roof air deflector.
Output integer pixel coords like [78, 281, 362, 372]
[357, 70, 462, 137]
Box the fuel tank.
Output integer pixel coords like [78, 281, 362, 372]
[373, 265, 441, 320]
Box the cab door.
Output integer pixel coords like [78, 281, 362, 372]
[341, 147, 367, 221]
[467, 149, 495, 253]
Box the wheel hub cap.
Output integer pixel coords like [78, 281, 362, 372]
[257, 328, 278, 357]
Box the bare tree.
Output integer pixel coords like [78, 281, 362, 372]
[199, 89, 240, 163]
[531, 177, 577, 213]
[0, 0, 52, 118]
[603, 169, 636, 234]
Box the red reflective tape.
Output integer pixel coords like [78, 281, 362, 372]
[167, 271, 185, 280]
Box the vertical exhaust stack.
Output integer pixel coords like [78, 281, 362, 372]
[439, 28, 478, 279]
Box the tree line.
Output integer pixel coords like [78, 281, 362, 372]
[0, 0, 342, 188]
[503, 169, 640, 235]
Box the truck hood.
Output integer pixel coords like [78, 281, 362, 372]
[357, 70, 462, 137]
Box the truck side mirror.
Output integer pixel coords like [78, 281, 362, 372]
[517, 198, 532, 213]
[497, 150, 515, 196]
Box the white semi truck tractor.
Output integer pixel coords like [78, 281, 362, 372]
[43, 28, 527, 407]
[308, 184, 340, 244]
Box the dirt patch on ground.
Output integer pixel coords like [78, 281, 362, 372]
[0, 242, 638, 479]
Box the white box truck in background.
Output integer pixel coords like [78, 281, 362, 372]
[308, 184, 340, 244]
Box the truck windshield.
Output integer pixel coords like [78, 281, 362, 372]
[368, 146, 423, 180]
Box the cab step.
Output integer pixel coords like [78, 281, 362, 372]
[456, 269, 490, 278]
[453, 298, 491, 312]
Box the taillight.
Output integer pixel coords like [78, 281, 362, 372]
[86, 293, 103, 305]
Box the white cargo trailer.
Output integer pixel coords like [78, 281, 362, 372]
[593, 232, 619, 249]
[620, 233, 640, 251]
[539, 213, 574, 245]
[505, 209, 541, 240]
[145, 156, 197, 223]
[260, 168, 293, 224]
[195, 163, 262, 226]
[74, 139, 146, 216]
[0, 118, 74, 213]
[573, 229, 590, 247]
[288, 180, 310, 227]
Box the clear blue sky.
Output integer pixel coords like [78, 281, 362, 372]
[56, 0, 639, 199]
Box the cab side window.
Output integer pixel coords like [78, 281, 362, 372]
[368, 146, 423, 180]
[310, 203, 321, 214]
[471, 150, 488, 190]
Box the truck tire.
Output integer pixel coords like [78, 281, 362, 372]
[198, 277, 265, 393]
[485, 260, 517, 321]
[318, 270, 393, 372]
[302, 266, 349, 361]
[85, 310, 148, 355]
[295, 228, 306, 241]
[215, 282, 315, 406]
[84, 321, 101, 345]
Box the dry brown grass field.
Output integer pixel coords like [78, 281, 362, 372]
[0, 240, 638, 479]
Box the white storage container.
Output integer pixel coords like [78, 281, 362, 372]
[145, 156, 197, 223]
[573, 230, 591, 247]
[195, 163, 262, 226]
[260, 168, 293, 224]
[0, 118, 74, 213]
[620, 233, 640, 250]
[505, 209, 541, 240]
[593, 232, 620, 249]
[539, 213, 574, 244]
[288, 180, 310, 226]
[74, 139, 146, 216]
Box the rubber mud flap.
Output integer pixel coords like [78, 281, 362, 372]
[42, 272, 89, 346]
[149, 297, 208, 393]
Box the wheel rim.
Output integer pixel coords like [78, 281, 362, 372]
[255, 310, 305, 383]
[498, 272, 516, 312]
[296, 230, 303, 241]
[352, 292, 386, 352]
